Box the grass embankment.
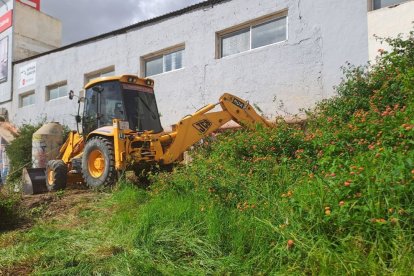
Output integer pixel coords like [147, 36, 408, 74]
[1, 34, 414, 274]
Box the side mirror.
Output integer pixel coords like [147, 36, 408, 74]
[68, 90, 75, 100]
[75, 115, 82, 123]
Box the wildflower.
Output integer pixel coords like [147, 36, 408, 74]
[339, 201, 345, 207]
[344, 180, 351, 187]
[287, 239, 295, 249]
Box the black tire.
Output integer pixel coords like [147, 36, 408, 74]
[82, 136, 117, 188]
[46, 160, 67, 191]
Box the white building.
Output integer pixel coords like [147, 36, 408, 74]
[368, 0, 414, 61]
[0, 0, 412, 129]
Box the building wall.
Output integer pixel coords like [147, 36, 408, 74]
[368, 0, 414, 61]
[13, 2, 62, 61]
[8, 0, 368, 129]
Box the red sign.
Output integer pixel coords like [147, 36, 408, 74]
[17, 0, 41, 11]
[0, 10, 12, 33]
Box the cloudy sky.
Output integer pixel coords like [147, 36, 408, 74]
[41, 0, 203, 45]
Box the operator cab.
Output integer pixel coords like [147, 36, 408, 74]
[82, 75, 163, 136]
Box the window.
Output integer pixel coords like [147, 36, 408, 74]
[144, 48, 184, 77]
[47, 82, 67, 101]
[219, 15, 287, 58]
[85, 66, 115, 84]
[373, 0, 409, 9]
[20, 92, 35, 107]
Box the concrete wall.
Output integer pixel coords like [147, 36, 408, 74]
[13, 2, 62, 61]
[7, 0, 368, 129]
[368, 0, 414, 61]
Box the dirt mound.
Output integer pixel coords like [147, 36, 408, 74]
[22, 188, 104, 219]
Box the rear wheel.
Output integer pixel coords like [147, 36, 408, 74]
[46, 160, 67, 191]
[82, 136, 117, 188]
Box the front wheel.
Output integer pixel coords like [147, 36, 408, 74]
[46, 160, 67, 191]
[82, 137, 118, 188]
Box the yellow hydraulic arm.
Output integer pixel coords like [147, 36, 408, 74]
[159, 93, 272, 164]
[57, 131, 84, 163]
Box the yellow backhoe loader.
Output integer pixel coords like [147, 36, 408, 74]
[42, 75, 271, 190]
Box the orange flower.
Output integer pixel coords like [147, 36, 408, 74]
[287, 239, 295, 249]
[344, 180, 351, 187]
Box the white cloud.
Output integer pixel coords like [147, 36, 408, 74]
[138, 0, 199, 19]
[41, 0, 203, 45]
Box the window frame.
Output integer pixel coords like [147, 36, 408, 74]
[19, 91, 35, 108]
[142, 44, 185, 77]
[46, 81, 68, 101]
[217, 10, 288, 59]
[369, 0, 410, 10]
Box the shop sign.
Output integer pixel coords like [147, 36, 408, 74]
[19, 62, 36, 89]
[0, 10, 12, 33]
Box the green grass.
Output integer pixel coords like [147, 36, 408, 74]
[1, 32, 414, 274]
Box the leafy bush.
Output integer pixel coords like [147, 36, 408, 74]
[0, 189, 20, 231]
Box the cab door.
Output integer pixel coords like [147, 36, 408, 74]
[82, 86, 99, 136]
[83, 81, 125, 135]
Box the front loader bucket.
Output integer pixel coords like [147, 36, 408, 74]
[22, 168, 48, 195]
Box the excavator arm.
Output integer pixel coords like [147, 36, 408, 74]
[159, 93, 272, 164]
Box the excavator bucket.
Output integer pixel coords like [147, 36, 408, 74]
[22, 168, 48, 195]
